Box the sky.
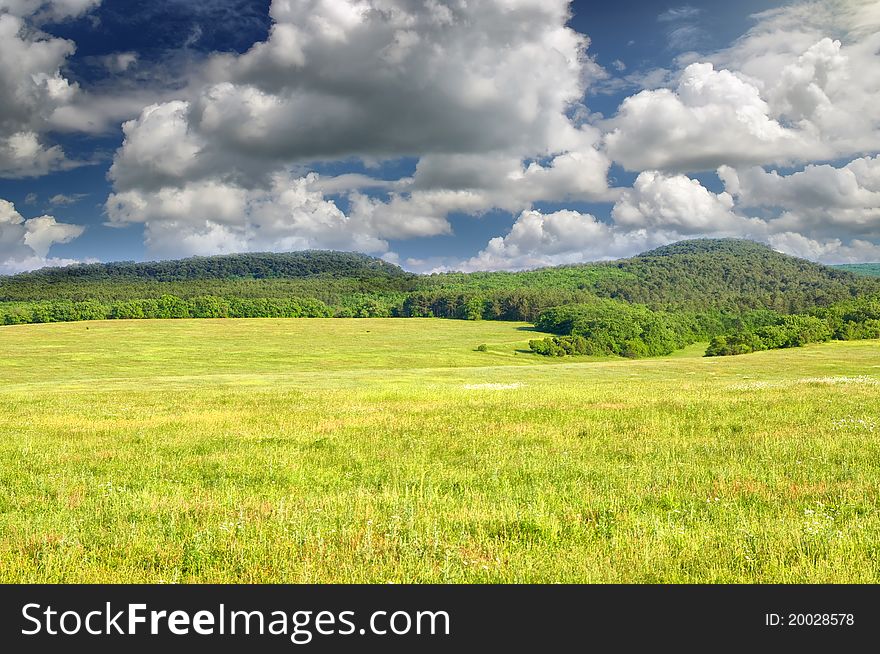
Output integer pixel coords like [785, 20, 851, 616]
[0, 0, 879, 274]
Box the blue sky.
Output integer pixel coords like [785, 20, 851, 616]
[0, 0, 878, 273]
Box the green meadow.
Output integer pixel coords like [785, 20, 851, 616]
[1, 318, 879, 583]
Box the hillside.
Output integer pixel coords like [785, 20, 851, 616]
[7, 250, 412, 283]
[0, 251, 420, 303]
[422, 239, 877, 314]
[1, 239, 877, 323]
[588, 239, 874, 312]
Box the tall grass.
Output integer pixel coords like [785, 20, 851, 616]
[1, 319, 878, 582]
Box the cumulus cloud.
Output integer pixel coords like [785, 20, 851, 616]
[0, 198, 84, 273]
[216, 0, 590, 158]
[612, 170, 764, 236]
[17, 0, 871, 270]
[768, 232, 880, 264]
[104, 0, 618, 259]
[0, 4, 101, 176]
[0, 1, 157, 166]
[605, 1, 880, 172]
[111, 0, 596, 189]
[109, 101, 208, 191]
[719, 156, 880, 237]
[343, 128, 617, 240]
[451, 209, 670, 272]
[106, 172, 387, 259]
[0, 131, 68, 177]
[451, 172, 764, 272]
[458, 155, 880, 272]
[605, 61, 818, 171]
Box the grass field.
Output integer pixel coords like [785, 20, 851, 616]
[1, 318, 879, 583]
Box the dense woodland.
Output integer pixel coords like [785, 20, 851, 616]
[3, 239, 880, 358]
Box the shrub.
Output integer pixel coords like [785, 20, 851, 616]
[529, 335, 591, 357]
[535, 300, 708, 358]
[706, 313, 834, 356]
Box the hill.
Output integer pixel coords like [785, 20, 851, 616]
[1, 239, 877, 324]
[0, 251, 419, 304]
[6, 250, 412, 283]
[587, 239, 873, 312]
[421, 239, 876, 314]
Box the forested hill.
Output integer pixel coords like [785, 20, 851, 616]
[0, 239, 877, 319]
[585, 239, 874, 312]
[0, 251, 421, 304]
[5, 251, 413, 283]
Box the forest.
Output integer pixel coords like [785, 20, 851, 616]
[2, 239, 879, 358]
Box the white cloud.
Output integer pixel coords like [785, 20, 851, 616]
[48, 192, 88, 206]
[0, 1, 157, 166]
[450, 167, 774, 271]
[109, 101, 207, 191]
[104, 0, 618, 258]
[720, 156, 880, 237]
[106, 172, 387, 259]
[22, 214, 84, 256]
[32, 0, 875, 270]
[111, 0, 594, 190]
[450, 209, 672, 272]
[458, 158, 880, 272]
[345, 130, 617, 239]
[605, 61, 817, 171]
[450, 171, 759, 271]
[605, 1, 880, 172]
[0, 131, 68, 177]
[612, 170, 764, 236]
[658, 6, 707, 52]
[658, 6, 702, 23]
[0, 8, 94, 176]
[0, 198, 84, 272]
[48, 89, 189, 136]
[412, 130, 616, 204]
[101, 51, 138, 73]
[768, 232, 880, 264]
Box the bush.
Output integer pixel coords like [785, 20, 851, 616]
[190, 296, 230, 318]
[111, 300, 145, 320]
[529, 335, 590, 357]
[705, 313, 833, 356]
[535, 300, 709, 358]
[74, 300, 108, 321]
[705, 336, 728, 357]
[354, 299, 391, 318]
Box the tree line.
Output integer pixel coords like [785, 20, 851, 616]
[528, 297, 880, 359]
[0, 296, 335, 324]
[705, 297, 880, 357]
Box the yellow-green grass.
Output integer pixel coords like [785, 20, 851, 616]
[1, 318, 879, 583]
